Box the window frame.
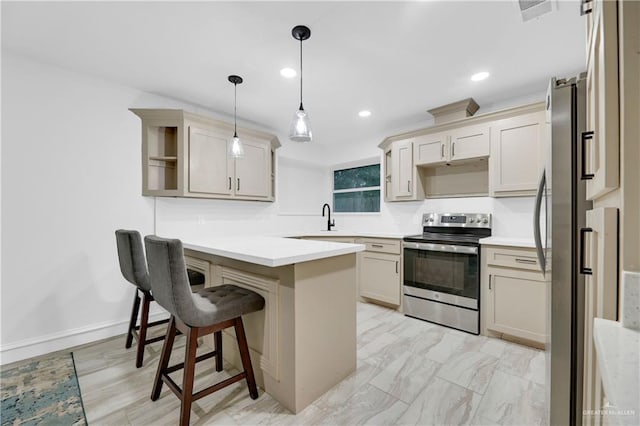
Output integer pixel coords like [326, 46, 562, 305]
[331, 159, 382, 215]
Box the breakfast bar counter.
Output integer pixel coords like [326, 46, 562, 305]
[181, 236, 365, 413]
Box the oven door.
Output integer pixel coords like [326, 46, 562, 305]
[403, 242, 479, 310]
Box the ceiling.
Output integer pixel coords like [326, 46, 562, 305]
[2, 1, 586, 156]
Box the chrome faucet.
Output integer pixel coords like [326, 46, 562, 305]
[322, 203, 335, 231]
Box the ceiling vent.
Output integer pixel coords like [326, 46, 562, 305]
[518, 0, 553, 22]
[427, 98, 480, 125]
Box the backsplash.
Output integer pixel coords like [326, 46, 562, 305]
[156, 195, 536, 241]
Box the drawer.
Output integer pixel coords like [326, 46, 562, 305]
[484, 246, 542, 271]
[360, 238, 401, 254]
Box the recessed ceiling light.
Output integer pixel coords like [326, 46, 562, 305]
[471, 71, 490, 82]
[280, 68, 297, 78]
[358, 110, 372, 118]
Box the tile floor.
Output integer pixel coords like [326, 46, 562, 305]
[74, 302, 547, 425]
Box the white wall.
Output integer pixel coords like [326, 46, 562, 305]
[1, 52, 153, 363]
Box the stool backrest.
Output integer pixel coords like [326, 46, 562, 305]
[144, 235, 198, 323]
[115, 229, 151, 292]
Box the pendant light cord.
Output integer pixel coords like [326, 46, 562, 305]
[299, 38, 304, 110]
[233, 82, 238, 137]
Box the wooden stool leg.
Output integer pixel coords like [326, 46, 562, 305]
[151, 316, 177, 401]
[214, 331, 223, 372]
[180, 327, 199, 426]
[234, 317, 258, 399]
[136, 292, 152, 368]
[125, 290, 141, 349]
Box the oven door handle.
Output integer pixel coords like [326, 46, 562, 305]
[402, 241, 478, 255]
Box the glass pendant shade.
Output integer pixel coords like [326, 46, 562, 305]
[289, 105, 312, 143]
[229, 134, 244, 158]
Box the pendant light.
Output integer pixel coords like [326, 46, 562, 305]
[289, 25, 312, 143]
[228, 75, 245, 158]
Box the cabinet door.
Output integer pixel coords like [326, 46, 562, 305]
[485, 266, 548, 344]
[449, 124, 490, 162]
[392, 140, 413, 197]
[188, 126, 233, 196]
[584, 0, 619, 201]
[234, 138, 270, 198]
[582, 207, 618, 422]
[359, 252, 401, 305]
[414, 132, 447, 166]
[489, 111, 546, 196]
[384, 148, 393, 201]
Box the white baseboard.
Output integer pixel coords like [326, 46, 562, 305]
[0, 311, 170, 366]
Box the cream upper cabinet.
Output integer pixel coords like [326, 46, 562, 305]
[379, 102, 544, 201]
[414, 132, 448, 166]
[131, 109, 279, 201]
[234, 138, 271, 199]
[481, 245, 549, 348]
[489, 110, 546, 197]
[584, 0, 619, 201]
[449, 124, 490, 162]
[385, 139, 424, 201]
[188, 126, 233, 196]
[394, 140, 413, 197]
[414, 125, 489, 166]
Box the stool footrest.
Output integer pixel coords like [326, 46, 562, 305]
[165, 350, 219, 375]
[161, 369, 247, 403]
[192, 372, 247, 402]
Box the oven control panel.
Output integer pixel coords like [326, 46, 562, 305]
[422, 213, 491, 228]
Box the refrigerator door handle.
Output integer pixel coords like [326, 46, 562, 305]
[533, 169, 546, 274]
[581, 131, 595, 180]
[579, 227, 594, 275]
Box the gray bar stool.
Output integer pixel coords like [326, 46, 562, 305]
[115, 229, 206, 368]
[144, 235, 264, 426]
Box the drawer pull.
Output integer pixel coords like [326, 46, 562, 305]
[515, 258, 537, 265]
[371, 244, 384, 248]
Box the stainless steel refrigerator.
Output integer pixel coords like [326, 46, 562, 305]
[535, 74, 591, 426]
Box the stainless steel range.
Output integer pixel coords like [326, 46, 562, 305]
[403, 212, 491, 334]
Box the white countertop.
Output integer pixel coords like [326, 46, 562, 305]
[593, 318, 640, 425]
[285, 231, 407, 239]
[183, 236, 365, 268]
[479, 236, 536, 248]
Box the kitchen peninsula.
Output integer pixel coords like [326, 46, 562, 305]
[180, 236, 365, 413]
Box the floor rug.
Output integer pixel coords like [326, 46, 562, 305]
[1, 352, 87, 425]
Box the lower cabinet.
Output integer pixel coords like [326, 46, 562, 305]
[481, 245, 549, 348]
[357, 238, 402, 306]
[359, 251, 401, 305]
